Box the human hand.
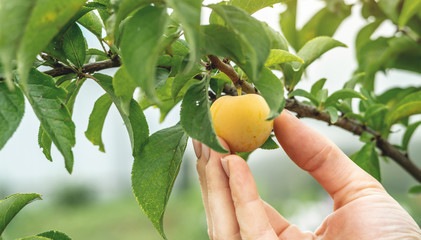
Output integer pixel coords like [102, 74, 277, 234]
[193, 111, 421, 240]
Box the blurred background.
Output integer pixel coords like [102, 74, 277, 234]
[0, 0, 420, 239]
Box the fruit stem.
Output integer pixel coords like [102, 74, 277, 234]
[237, 87, 242, 96]
[208, 55, 258, 94]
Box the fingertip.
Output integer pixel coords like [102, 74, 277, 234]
[220, 154, 246, 177]
[217, 136, 231, 153]
[192, 139, 202, 159]
[220, 157, 229, 177]
[273, 110, 297, 138]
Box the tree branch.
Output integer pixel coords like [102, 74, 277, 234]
[285, 98, 421, 183]
[44, 59, 121, 77]
[215, 61, 421, 183]
[0, 59, 122, 82]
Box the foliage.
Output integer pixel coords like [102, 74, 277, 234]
[1, 0, 421, 238]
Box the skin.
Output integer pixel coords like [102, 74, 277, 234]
[193, 110, 421, 240]
[210, 94, 273, 153]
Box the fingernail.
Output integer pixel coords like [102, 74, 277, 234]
[192, 139, 202, 158]
[221, 157, 230, 177]
[202, 144, 210, 161]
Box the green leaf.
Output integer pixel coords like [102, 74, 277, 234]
[398, 0, 421, 27]
[120, 5, 169, 105]
[343, 112, 365, 122]
[21, 68, 76, 173]
[297, 5, 351, 50]
[212, 72, 233, 84]
[350, 142, 381, 182]
[253, 67, 285, 120]
[17, 0, 87, 83]
[229, 0, 283, 14]
[180, 78, 228, 153]
[339, 73, 365, 113]
[37, 231, 72, 240]
[0, 82, 25, 150]
[359, 131, 375, 144]
[140, 75, 195, 122]
[310, 78, 327, 96]
[316, 89, 329, 105]
[37, 78, 84, 163]
[361, 0, 386, 19]
[378, 0, 401, 22]
[111, 0, 153, 42]
[0, 0, 34, 88]
[62, 23, 87, 69]
[94, 0, 111, 23]
[286, 36, 346, 90]
[323, 89, 366, 107]
[364, 104, 388, 121]
[260, 136, 279, 150]
[201, 25, 249, 67]
[63, 2, 106, 33]
[65, 79, 86, 114]
[210, 77, 230, 98]
[85, 94, 113, 153]
[402, 121, 421, 150]
[325, 106, 339, 124]
[170, 40, 190, 57]
[0, 193, 42, 235]
[210, 4, 271, 82]
[358, 36, 421, 90]
[86, 49, 109, 63]
[154, 68, 171, 89]
[386, 90, 421, 126]
[355, 20, 383, 54]
[93, 74, 149, 156]
[289, 89, 318, 106]
[167, 0, 202, 72]
[171, 63, 203, 100]
[113, 66, 137, 115]
[131, 123, 188, 240]
[47, 77, 84, 160]
[78, 11, 103, 38]
[38, 126, 53, 162]
[296, 36, 347, 70]
[264, 49, 304, 67]
[409, 185, 421, 195]
[279, 0, 298, 50]
[262, 23, 289, 51]
[236, 151, 253, 161]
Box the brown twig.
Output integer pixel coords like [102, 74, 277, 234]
[208, 55, 258, 94]
[44, 59, 121, 77]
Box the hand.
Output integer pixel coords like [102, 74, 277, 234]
[193, 111, 421, 240]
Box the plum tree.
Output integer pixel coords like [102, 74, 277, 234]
[210, 94, 273, 153]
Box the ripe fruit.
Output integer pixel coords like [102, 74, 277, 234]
[210, 94, 273, 153]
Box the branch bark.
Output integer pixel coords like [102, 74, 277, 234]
[44, 59, 121, 77]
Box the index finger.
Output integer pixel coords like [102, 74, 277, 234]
[273, 111, 385, 209]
